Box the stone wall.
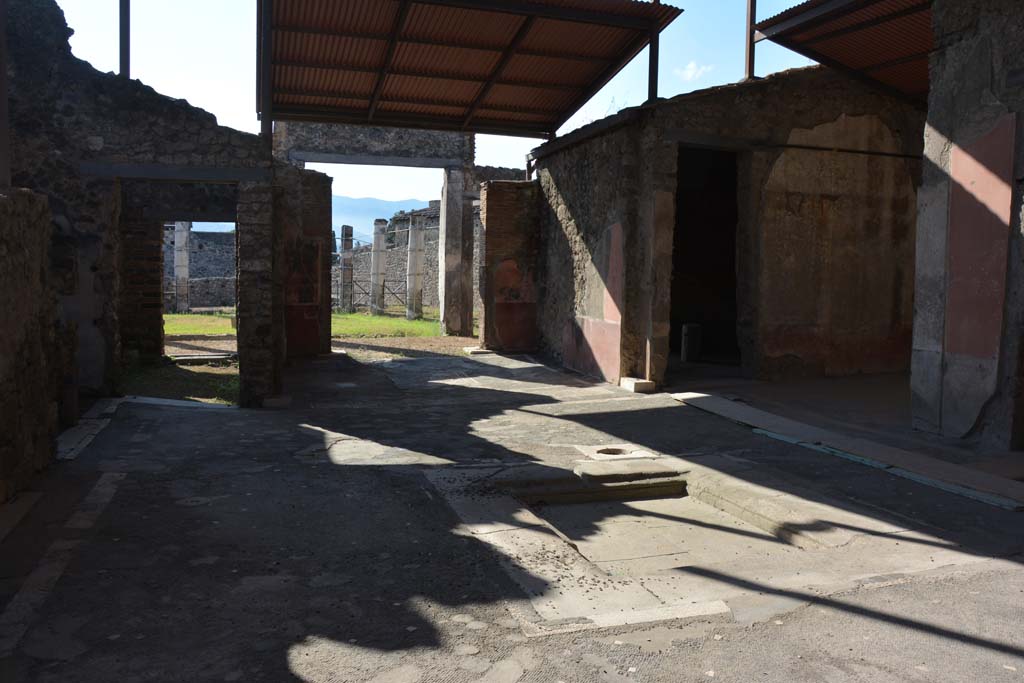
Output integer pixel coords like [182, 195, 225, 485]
[164, 277, 236, 309]
[119, 212, 164, 363]
[0, 190, 69, 502]
[536, 123, 637, 383]
[911, 0, 1024, 446]
[162, 228, 237, 308]
[163, 229, 236, 279]
[8, 0, 270, 397]
[344, 203, 492, 314]
[534, 67, 925, 384]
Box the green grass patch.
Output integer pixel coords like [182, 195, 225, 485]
[121, 362, 239, 405]
[331, 312, 441, 338]
[164, 312, 234, 336]
[165, 309, 445, 339]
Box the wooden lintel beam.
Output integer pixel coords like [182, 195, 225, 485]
[274, 105, 552, 139]
[369, 0, 412, 122]
[80, 162, 272, 183]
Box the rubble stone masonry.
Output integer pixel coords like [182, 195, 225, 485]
[0, 190, 69, 502]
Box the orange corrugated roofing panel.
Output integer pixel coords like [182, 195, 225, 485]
[755, 0, 932, 101]
[262, 0, 682, 137]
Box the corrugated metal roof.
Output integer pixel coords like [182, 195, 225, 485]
[261, 0, 682, 137]
[755, 0, 932, 101]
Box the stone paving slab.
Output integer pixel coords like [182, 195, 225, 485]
[673, 392, 1024, 509]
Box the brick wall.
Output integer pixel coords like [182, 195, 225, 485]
[480, 182, 541, 352]
[119, 212, 165, 363]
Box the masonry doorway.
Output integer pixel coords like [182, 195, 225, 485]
[668, 147, 741, 374]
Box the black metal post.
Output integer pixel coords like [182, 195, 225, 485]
[745, 0, 757, 80]
[0, 0, 10, 188]
[119, 0, 130, 77]
[260, 0, 274, 138]
[648, 23, 659, 102]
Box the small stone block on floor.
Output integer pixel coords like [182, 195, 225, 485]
[464, 346, 492, 355]
[620, 377, 656, 393]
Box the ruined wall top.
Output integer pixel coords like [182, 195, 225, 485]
[8, 0, 269, 174]
[273, 122, 475, 169]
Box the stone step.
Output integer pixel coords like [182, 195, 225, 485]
[504, 476, 687, 505]
[573, 458, 690, 483]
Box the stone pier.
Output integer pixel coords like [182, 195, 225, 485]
[339, 224, 354, 313]
[406, 218, 424, 320]
[173, 221, 191, 313]
[370, 219, 387, 315]
[439, 167, 474, 335]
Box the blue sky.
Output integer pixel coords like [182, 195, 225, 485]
[56, 1, 811, 201]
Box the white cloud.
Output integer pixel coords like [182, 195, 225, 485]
[674, 61, 715, 83]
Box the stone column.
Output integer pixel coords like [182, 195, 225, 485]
[236, 181, 279, 408]
[173, 221, 191, 312]
[439, 166, 475, 335]
[406, 217, 425, 320]
[339, 225, 354, 313]
[370, 219, 387, 315]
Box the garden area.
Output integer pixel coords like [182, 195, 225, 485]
[121, 308, 475, 405]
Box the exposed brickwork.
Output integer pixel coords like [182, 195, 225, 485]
[119, 212, 165, 363]
[480, 182, 541, 353]
[275, 164, 334, 358]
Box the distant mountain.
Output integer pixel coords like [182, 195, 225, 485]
[188, 196, 433, 246]
[332, 196, 430, 245]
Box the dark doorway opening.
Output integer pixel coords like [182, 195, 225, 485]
[669, 147, 740, 368]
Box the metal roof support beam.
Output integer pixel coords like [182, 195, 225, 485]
[410, 0, 656, 30]
[369, 0, 412, 122]
[259, 0, 274, 138]
[757, 0, 877, 39]
[554, 27, 652, 130]
[274, 26, 609, 63]
[462, 16, 536, 129]
[119, 0, 130, 77]
[802, 1, 930, 46]
[0, 0, 9, 188]
[279, 86, 558, 116]
[745, 0, 756, 80]
[273, 60, 583, 92]
[863, 49, 932, 73]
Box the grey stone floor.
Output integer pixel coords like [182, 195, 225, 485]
[1, 351, 1023, 682]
